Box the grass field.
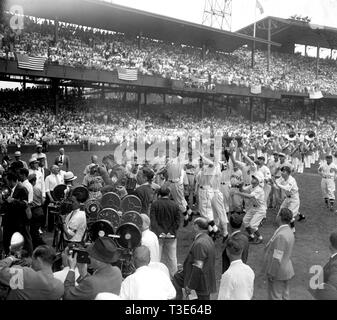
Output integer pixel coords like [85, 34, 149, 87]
[13, 150, 337, 299]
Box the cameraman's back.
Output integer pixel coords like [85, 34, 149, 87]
[0, 245, 64, 300]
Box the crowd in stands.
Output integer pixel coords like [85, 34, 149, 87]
[0, 89, 337, 153]
[1, 13, 337, 95]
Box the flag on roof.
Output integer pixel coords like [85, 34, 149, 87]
[16, 54, 46, 71]
[117, 68, 138, 81]
[256, 0, 264, 15]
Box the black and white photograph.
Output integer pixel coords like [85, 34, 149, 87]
[1, 0, 337, 304]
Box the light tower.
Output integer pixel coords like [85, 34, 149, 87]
[202, 0, 232, 31]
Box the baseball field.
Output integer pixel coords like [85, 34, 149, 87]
[10, 150, 337, 300]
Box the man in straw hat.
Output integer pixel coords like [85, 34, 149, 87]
[32, 144, 48, 169]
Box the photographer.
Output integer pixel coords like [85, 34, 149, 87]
[28, 174, 46, 249]
[63, 237, 123, 300]
[0, 172, 33, 256]
[0, 245, 64, 300]
[62, 194, 87, 246]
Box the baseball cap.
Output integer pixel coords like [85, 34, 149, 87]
[36, 144, 43, 149]
[252, 171, 264, 184]
[281, 166, 291, 174]
[14, 151, 21, 157]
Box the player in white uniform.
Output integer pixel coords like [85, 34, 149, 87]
[166, 152, 192, 227]
[267, 152, 281, 209]
[272, 166, 305, 232]
[195, 152, 229, 240]
[318, 155, 337, 211]
[229, 149, 255, 212]
[256, 156, 272, 211]
[219, 161, 231, 213]
[233, 171, 266, 244]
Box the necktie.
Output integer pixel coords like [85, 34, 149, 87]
[55, 174, 60, 186]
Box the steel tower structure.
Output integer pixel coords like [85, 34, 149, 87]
[202, 0, 232, 31]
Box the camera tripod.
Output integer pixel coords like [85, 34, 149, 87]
[52, 212, 66, 253]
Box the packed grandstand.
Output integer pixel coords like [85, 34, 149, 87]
[1, 0, 337, 303]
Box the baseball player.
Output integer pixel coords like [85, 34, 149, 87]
[272, 166, 305, 233]
[196, 153, 228, 241]
[256, 156, 272, 211]
[267, 152, 281, 208]
[219, 161, 232, 213]
[166, 151, 192, 227]
[232, 171, 266, 244]
[318, 155, 337, 211]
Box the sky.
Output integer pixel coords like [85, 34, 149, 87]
[110, 0, 337, 31]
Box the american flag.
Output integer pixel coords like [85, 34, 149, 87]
[16, 54, 47, 71]
[117, 68, 138, 81]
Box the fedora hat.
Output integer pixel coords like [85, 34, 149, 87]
[86, 237, 120, 264]
[64, 171, 77, 182]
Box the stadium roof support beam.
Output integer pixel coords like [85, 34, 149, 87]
[267, 18, 271, 72]
[316, 45, 320, 80]
[137, 91, 142, 119]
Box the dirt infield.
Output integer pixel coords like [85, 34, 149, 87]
[13, 151, 337, 299]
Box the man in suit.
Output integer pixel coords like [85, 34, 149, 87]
[262, 208, 295, 300]
[0, 172, 33, 256]
[172, 217, 216, 300]
[63, 237, 123, 300]
[309, 231, 337, 300]
[150, 186, 180, 277]
[0, 245, 64, 300]
[54, 148, 70, 172]
[222, 213, 249, 274]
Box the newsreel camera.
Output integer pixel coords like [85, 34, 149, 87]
[86, 192, 143, 278]
[52, 184, 143, 278]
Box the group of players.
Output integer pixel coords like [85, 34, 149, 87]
[2, 130, 337, 260]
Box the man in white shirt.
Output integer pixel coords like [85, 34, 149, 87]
[119, 246, 176, 300]
[140, 214, 160, 262]
[28, 157, 46, 201]
[19, 168, 33, 204]
[318, 155, 337, 211]
[45, 165, 64, 203]
[62, 194, 87, 244]
[218, 238, 255, 300]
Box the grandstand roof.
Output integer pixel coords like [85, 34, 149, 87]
[5, 0, 280, 52]
[237, 16, 337, 50]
